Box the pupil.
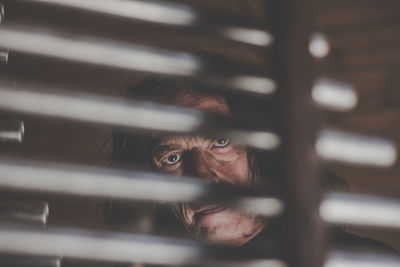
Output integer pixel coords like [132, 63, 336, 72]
[218, 138, 226, 145]
[169, 155, 177, 162]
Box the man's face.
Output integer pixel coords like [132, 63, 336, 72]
[152, 91, 267, 246]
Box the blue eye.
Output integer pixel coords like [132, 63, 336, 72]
[213, 138, 230, 148]
[163, 154, 182, 165]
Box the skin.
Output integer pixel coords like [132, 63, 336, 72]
[151, 90, 267, 247]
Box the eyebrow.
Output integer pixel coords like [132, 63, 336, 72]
[152, 144, 181, 161]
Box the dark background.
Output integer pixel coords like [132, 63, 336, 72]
[0, 0, 399, 265]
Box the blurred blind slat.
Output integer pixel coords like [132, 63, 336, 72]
[0, 225, 285, 266]
[0, 158, 284, 217]
[320, 193, 400, 229]
[0, 83, 280, 149]
[0, 202, 48, 225]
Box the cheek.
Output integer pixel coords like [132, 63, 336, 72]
[214, 147, 250, 185]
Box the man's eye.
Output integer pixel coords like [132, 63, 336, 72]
[163, 154, 182, 165]
[213, 138, 230, 148]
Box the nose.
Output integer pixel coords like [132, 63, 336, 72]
[183, 148, 220, 183]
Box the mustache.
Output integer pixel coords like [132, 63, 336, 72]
[176, 182, 270, 223]
[185, 182, 266, 208]
[192, 205, 226, 222]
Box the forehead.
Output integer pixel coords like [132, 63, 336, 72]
[170, 90, 230, 115]
[154, 90, 230, 145]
